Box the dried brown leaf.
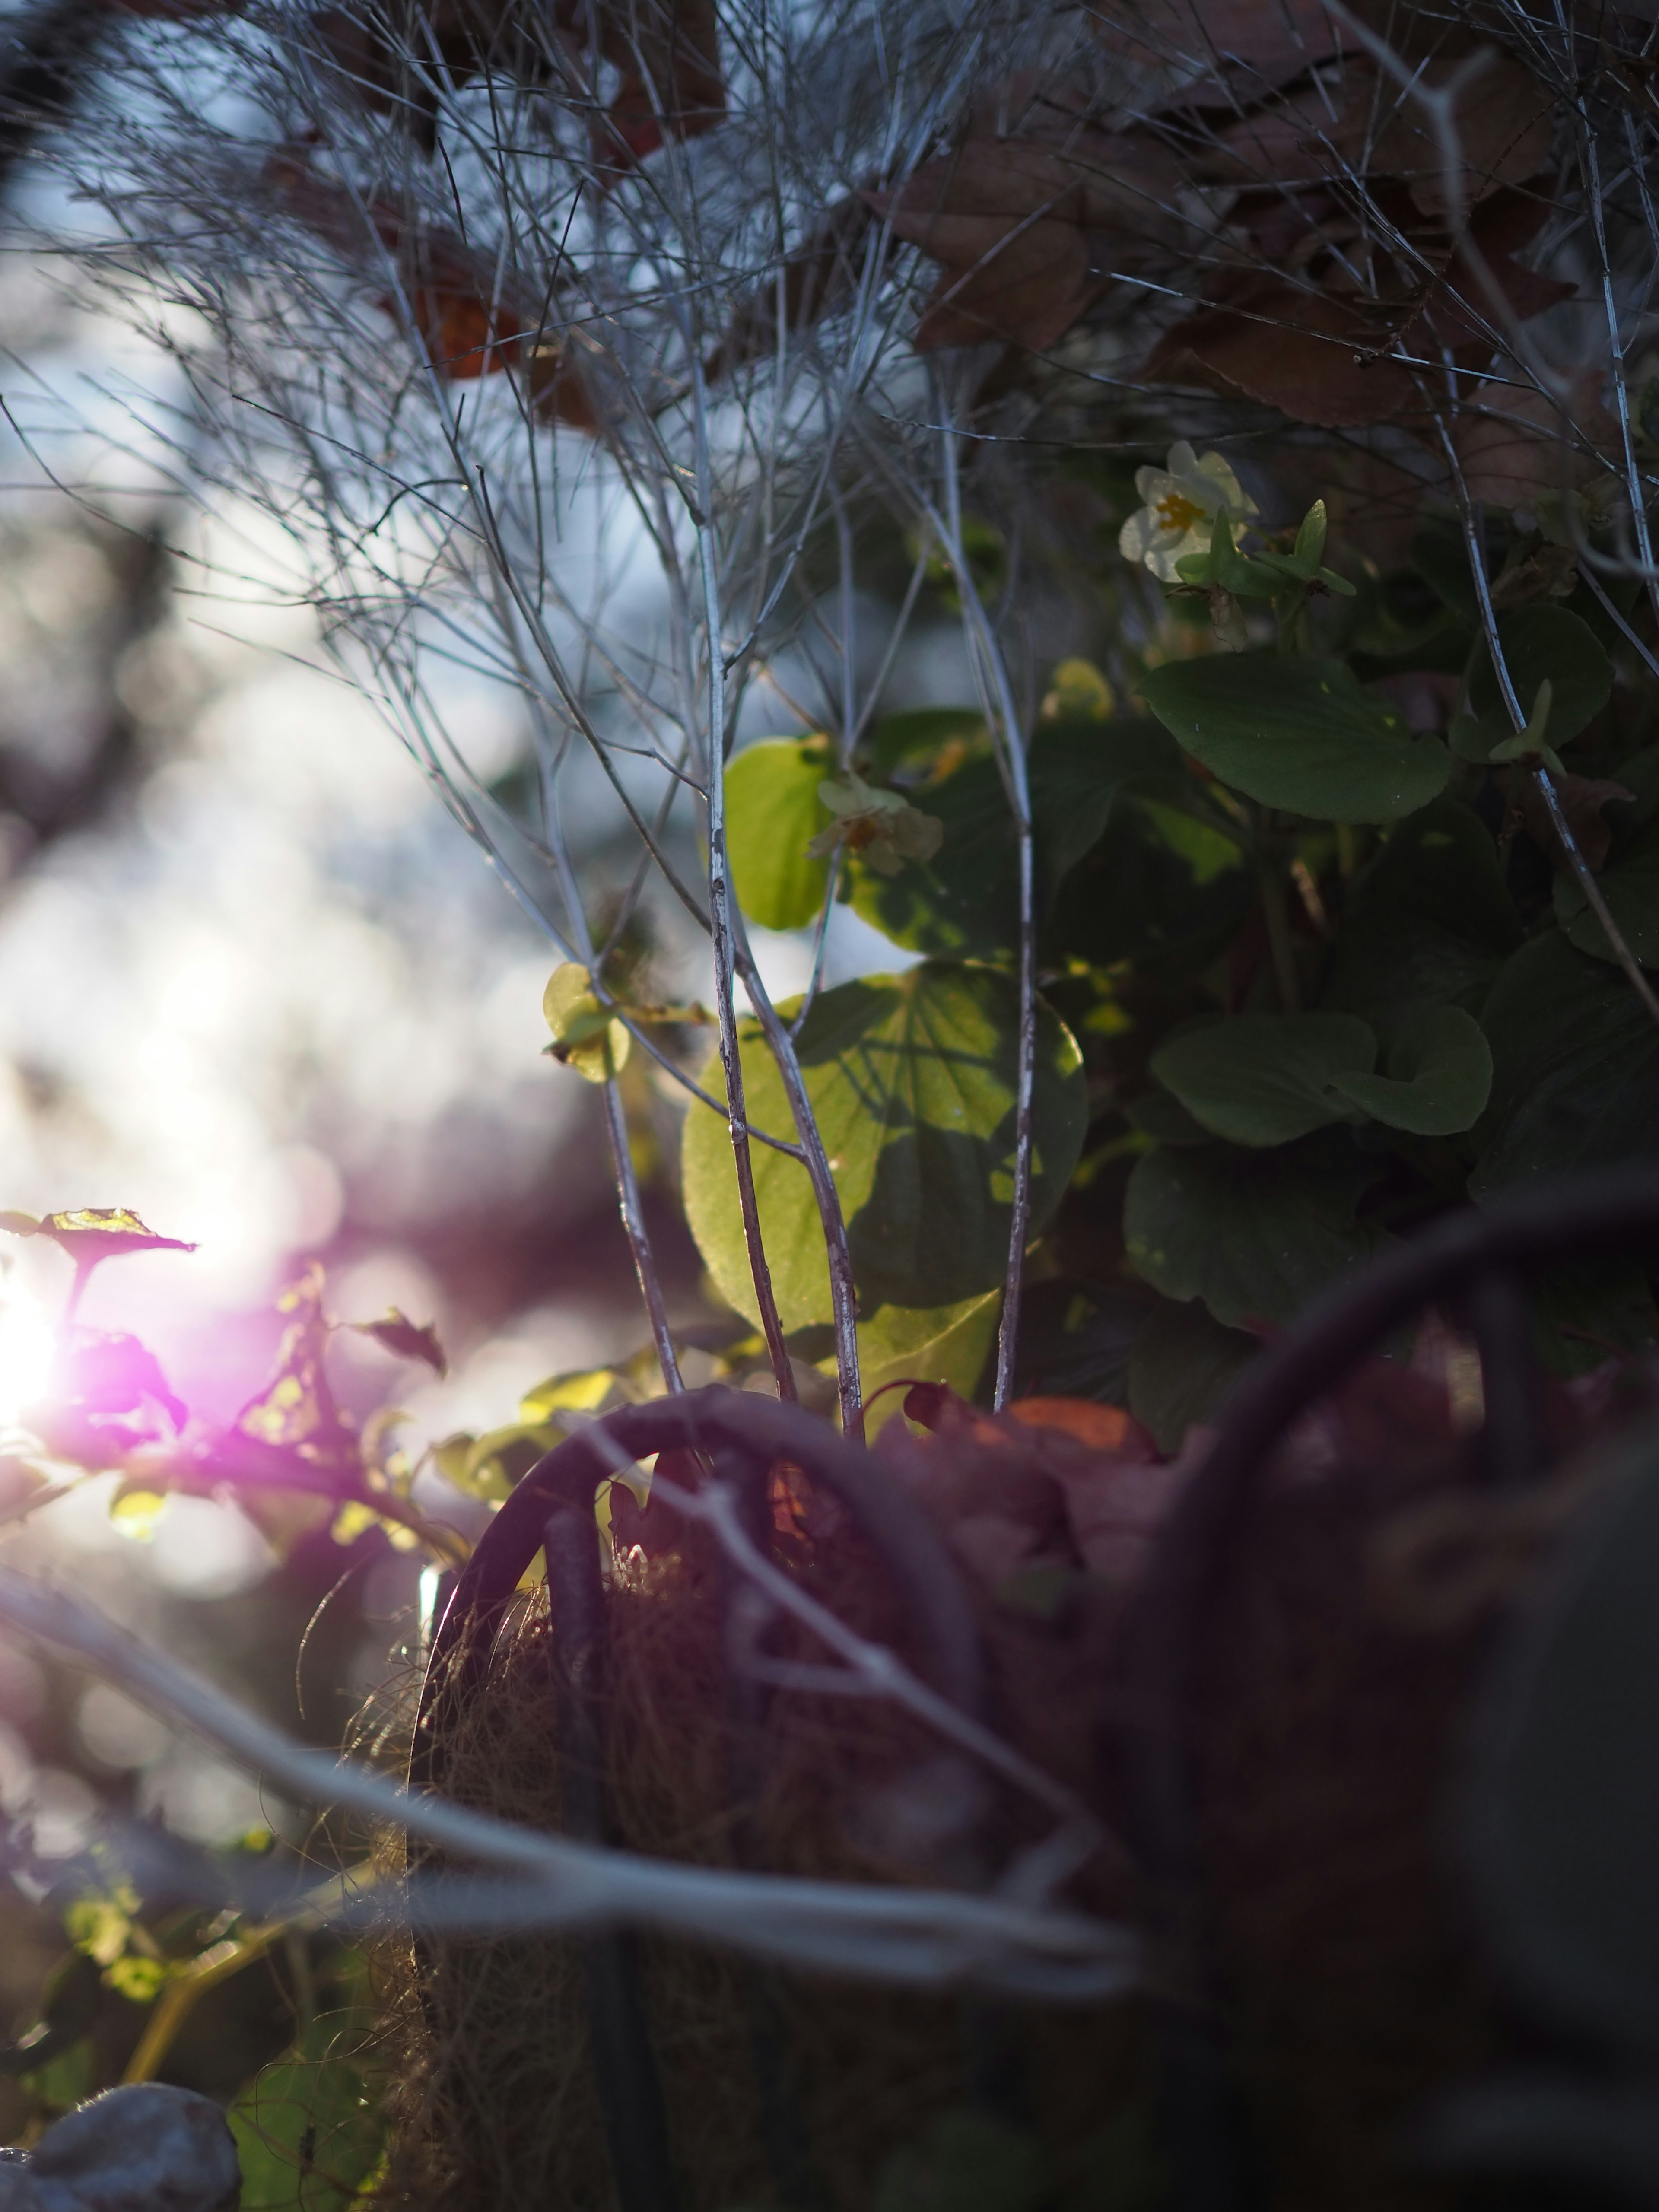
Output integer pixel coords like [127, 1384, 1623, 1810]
[870, 132, 1189, 352]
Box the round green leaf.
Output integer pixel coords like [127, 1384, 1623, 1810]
[681, 963, 1087, 1329]
[1152, 1013, 1377, 1148]
[1322, 798, 1521, 1037]
[1326, 1004, 1493, 1135]
[1557, 817, 1659, 970]
[1128, 1297, 1259, 1452]
[1459, 607, 1615, 763]
[725, 737, 834, 931]
[1138, 653, 1451, 822]
[1124, 1133, 1388, 1328]
[847, 720, 1180, 963]
[1473, 930, 1659, 1195]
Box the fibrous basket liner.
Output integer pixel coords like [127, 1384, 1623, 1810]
[370, 1503, 1142, 2211]
[1196, 1418, 1613, 2212]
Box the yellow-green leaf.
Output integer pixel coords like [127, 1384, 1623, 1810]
[543, 963, 629, 1082]
[518, 1366, 620, 1421]
[726, 737, 836, 930]
[682, 963, 1087, 1330]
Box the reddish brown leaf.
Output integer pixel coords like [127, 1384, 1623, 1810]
[264, 150, 599, 429]
[598, 0, 724, 167]
[1095, 0, 1340, 99]
[1454, 374, 1616, 507]
[1142, 276, 1421, 429]
[1005, 1396, 1157, 1454]
[870, 131, 1190, 352]
[1359, 55, 1554, 220]
[1517, 771, 1635, 874]
[308, 0, 724, 168]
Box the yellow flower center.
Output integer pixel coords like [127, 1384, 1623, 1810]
[1154, 491, 1204, 534]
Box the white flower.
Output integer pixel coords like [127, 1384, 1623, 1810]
[1118, 442, 1259, 583]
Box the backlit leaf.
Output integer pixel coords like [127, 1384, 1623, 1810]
[543, 962, 630, 1083]
[681, 963, 1087, 1329]
[519, 1366, 623, 1421]
[234, 1265, 353, 1462]
[726, 737, 835, 930]
[6, 1208, 197, 1272]
[1138, 653, 1451, 822]
[229, 2011, 383, 2212]
[841, 1290, 1002, 1434]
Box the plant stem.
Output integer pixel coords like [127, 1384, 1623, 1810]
[600, 1073, 685, 1395]
[698, 516, 797, 1406]
[1259, 859, 1302, 1014]
[1437, 413, 1659, 1032]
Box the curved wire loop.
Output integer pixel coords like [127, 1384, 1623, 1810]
[1117, 1165, 1659, 2212]
[410, 1386, 987, 2212]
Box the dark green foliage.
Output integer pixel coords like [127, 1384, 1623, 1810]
[698, 506, 1659, 1446]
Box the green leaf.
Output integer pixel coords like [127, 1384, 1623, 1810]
[841, 1290, 1001, 1433]
[1321, 799, 1522, 1039]
[542, 962, 629, 1083]
[1325, 1004, 1494, 1135]
[847, 720, 1180, 963]
[1473, 929, 1659, 1195]
[233, 1265, 352, 1460]
[5, 1208, 197, 1269]
[230, 2012, 384, 2211]
[1128, 1297, 1259, 1453]
[1138, 653, 1451, 823]
[1555, 794, 1659, 971]
[681, 963, 1087, 1329]
[347, 1309, 446, 1375]
[440, 1421, 560, 1502]
[861, 705, 990, 778]
[873, 2111, 1054, 2212]
[518, 1365, 622, 1421]
[725, 737, 835, 930]
[1151, 1013, 1377, 1147]
[1410, 517, 1480, 625]
[1046, 787, 1252, 971]
[1456, 607, 1615, 763]
[1012, 1282, 1144, 1404]
[1124, 1133, 1388, 1329]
